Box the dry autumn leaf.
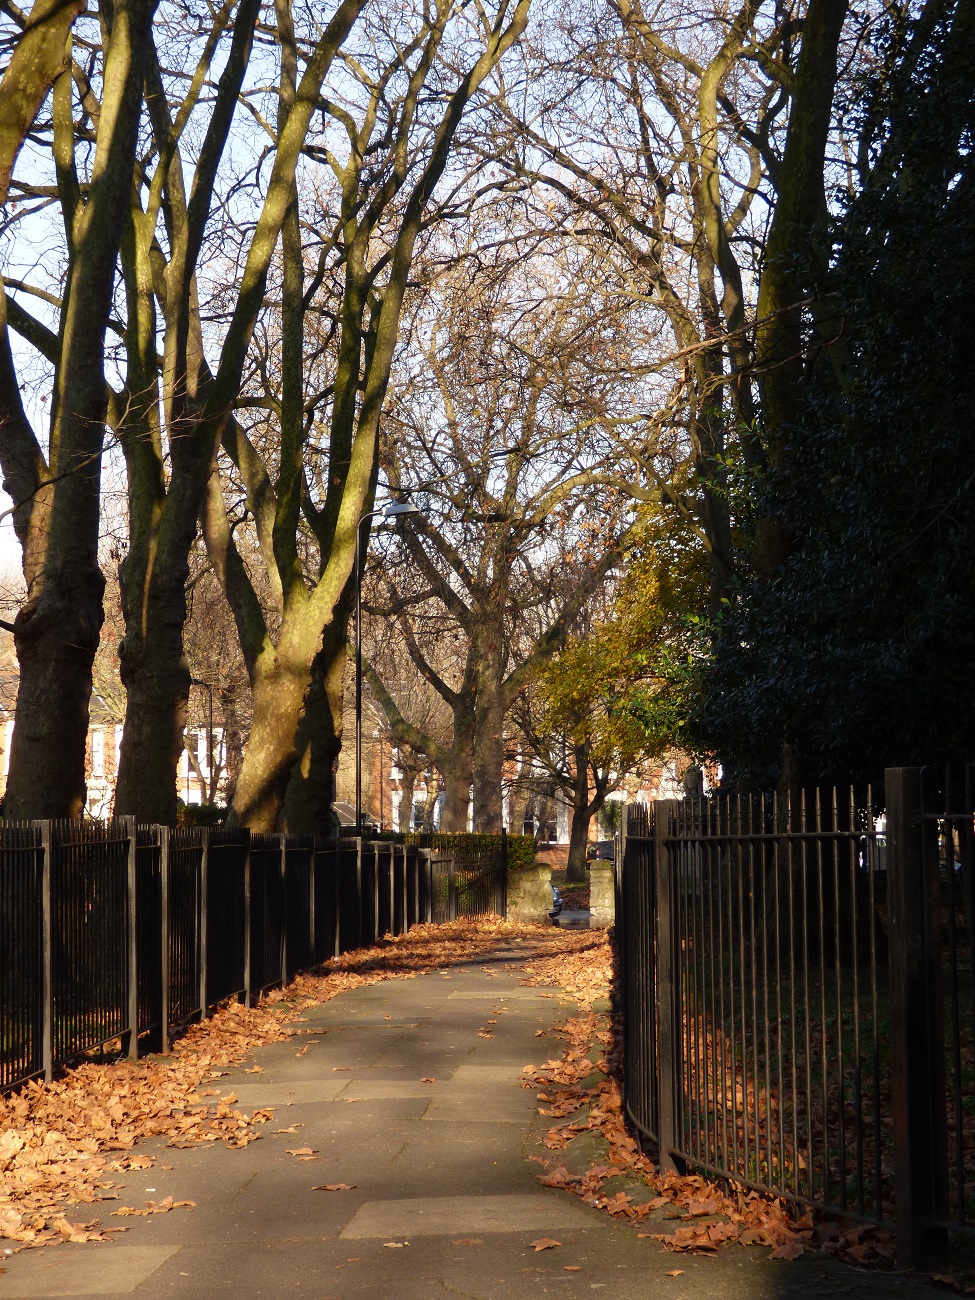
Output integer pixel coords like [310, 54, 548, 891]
[664, 1270, 684, 1277]
[769, 1242, 805, 1260]
[531, 1238, 562, 1251]
[285, 1148, 318, 1157]
[111, 1198, 195, 1217]
[312, 1184, 356, 1192]
[420, 1077, 436, 1084]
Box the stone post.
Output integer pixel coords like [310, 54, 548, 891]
[506, 863, 553, 925]
[589, 862, 615, 928]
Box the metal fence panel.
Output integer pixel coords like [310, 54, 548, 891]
[204, 829, 248, 1008]
[135, 826, 163, 1037]
[313, 841, 339, 963]
[403, 832, 507, 919]
[1, 822, 509, 1095]
[249, 834, 285, 994]
[285, 836, 315, 979]
[0, 824, 44, 1089]
[168, 827, 204, 1025]
[48, 819, 130, 1066]
[622, 791, 892, 1220]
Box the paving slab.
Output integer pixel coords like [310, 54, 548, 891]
[0, 955, 945, 1300]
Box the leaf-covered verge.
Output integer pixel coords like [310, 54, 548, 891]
[517, 930, 974, 1291]
[0, 918, 570, 1255]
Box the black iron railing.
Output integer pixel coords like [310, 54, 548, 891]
[404, 831, 508, 921]
[1, 824, 506, 1095]
[618, 768, 975, 1268]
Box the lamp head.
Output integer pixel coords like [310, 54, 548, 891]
[383, 500, 422, 518]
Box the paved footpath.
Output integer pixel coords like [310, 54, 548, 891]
[0, 944, 941, 1300]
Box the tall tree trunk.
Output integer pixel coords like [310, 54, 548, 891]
[753, 0, 849, 578]
[3, 0, 158, 819]
[282, 624, 347, 833]
[114, 577, 190, 823]
[0, 0, 86, 204]
[219, 684, 245, 806]
[228, 648, 312, 831]
[565, 746, 592, 884]
[6, 563, 104, 818]
[473, 634, 504, 826]
[440, 705, 474, 830]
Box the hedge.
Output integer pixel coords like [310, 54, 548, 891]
[393, 830, 537, 872]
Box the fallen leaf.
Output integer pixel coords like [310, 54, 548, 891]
[564, 1264, 582, 1271]
[664, 1269, 684, 1277]
[312, 1184, 357, 1192]
[769, 1242, 805, 1261]
[111, 1198, 195, 1217]
[420, 1078, 437, 1084]
[285, 1148, 318, 1157]
[383, 1241, 408, 1247]
[531, 1237, 562, 1251]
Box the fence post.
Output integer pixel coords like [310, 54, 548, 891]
[448, 848, 457, 922]
[242, 829, 252, 1006]
[615, 807, 628, 960]
[500, 827, 508, 918]
[654, 799, 678, 1174]
[308, 837, 317, 963]
[159, 825, 170, 1054]
[124, 815, 138, 1060]
[38, 821, 54, 1082]
[199, 827, 209, 1018]
[886, 767, 948, 1267]
[420, 847, 432, 923]
[280, 834, 288, 987]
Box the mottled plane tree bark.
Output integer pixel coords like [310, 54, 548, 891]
[110, 0, 373, 822]
[0, 0, 159, 817]
[2, 0, 371, 822]
[202, 0, 533, 831]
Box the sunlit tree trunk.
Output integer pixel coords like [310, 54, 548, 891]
[2, 0, 158, 818]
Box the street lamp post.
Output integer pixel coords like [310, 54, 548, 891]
[355, 501, 422, 835]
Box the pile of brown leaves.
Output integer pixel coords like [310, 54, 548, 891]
[0, 917, 570, 1255]
[518, 933, 899, 1270]
[519, 930, 613, 1010]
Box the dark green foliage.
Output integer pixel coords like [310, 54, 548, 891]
[697, 0, 975, 782]
[399, 830, 536, 871]
[176, 802, 228, 827]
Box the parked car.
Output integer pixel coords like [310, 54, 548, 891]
[587, 840, 616, 863]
